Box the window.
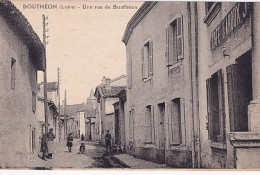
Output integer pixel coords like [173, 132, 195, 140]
[141, 40, 153, 79]
[166, 13, 184, 67]
[206, 70, 226, 143]
[144, 105, 155, 144]
[129, 109, 134, 142]
[168, 98, 182, 145]
[205, 2, 215, 14]
[32, 91, 36, 113]
[203, 2, 221, 26]
[11, 58, 16, 90]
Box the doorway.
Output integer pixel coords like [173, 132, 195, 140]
[158, 103, 166, 163]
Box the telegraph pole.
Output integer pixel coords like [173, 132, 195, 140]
[57, 68, 61, 142]
[43, 14, 49, 133]
[64, 90, 67, 138]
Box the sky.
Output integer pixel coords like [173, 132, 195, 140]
[12, 0, 143, 105]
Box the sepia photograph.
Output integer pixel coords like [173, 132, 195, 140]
[0, 0, 259, 172]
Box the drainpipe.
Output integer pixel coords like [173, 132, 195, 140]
[188, 2, 200, 168]
[187, 2, 196, 168]
[194, 2, 201, 168]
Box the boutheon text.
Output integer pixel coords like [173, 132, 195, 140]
[210, 2, 251, 50]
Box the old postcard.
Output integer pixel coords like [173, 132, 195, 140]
[0, 0, 259, 171]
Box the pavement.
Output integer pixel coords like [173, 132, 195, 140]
[114, 154, 166, 169]
[26, 139, 166, 169]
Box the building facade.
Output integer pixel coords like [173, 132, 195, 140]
[122, 2, 199, 167]
[0, 0, 45, 168]
[197, 2, 260, 169]
[94, 76, 126, 146]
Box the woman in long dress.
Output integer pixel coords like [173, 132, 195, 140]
[47, 128, 55, 159]
[66, 133, 73, 152]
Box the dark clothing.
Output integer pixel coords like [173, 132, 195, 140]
[79, 144, 85, 153]
[81, 134, 84, 141]
[105, 133, 112, 150]
[40, 134, 48, 153]
[66, 135, 73, 147]
[47, 131, 55, 141]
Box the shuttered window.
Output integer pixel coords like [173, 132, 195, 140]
[206, 70, 226, 142]
[166, 13, 184, 67]
[144, 105, 155, 144]
[142, 40, 153, 80]
[168, 98, 182, 145]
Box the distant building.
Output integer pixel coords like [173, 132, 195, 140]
[94, 76, 126, 146]
[65, 104, 84, 138]
[0, 0, 45, 168]
[84, 90, 98, 141]
[37, 82, 59, 139]
[113, 89, 127, 151]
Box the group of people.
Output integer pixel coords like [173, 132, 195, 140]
[39, 128, 55, 161]
[66, 132, 86, 154]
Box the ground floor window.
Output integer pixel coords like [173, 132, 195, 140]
[144, 105, 155, 144]
[168, 98, 183, 145]
[206, 69, 225, 142]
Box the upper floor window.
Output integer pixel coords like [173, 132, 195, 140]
[11, 58, 16, 90]
[32, 91, 36, 113]
[204, 2, 221, 26]
[166, 13, 184, 67]
[141, 40, 153, 80]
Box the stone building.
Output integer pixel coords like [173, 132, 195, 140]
[197, 2, 260, 169]
[113, 89, 127, 151]
[0, 0, 45, 167]
[122, 2, 198, 167]
[37, 82, 59, 138]
[84, 90, 98, 141]
[94, 76, 126, 146]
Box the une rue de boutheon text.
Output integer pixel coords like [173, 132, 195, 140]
[22, 3, 138, 10]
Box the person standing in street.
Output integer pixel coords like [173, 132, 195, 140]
[66, 133, 73, 152]
[105, 130, 112, 152]
[39, 133, 48, 161]
[47, 128, 55, 159]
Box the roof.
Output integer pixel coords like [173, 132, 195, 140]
[65, 104, 84, 117]
[0, 0, 45, 70]
[122, 2, 157, 45]
[94, 86, 126, 100]
[38, 82, 58, 91]
[85, 109, 97, 119]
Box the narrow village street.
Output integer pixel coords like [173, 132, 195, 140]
[32, 140, 130, 169]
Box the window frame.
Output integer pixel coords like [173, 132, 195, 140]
[144, 105, 155, 144]
[165, 12, 184, 68]
[141, 37, 153, 81]
[206, 69, 226, 143]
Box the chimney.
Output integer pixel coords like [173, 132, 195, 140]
[101, 76, 111, 87]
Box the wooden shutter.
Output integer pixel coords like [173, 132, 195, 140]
[217, 70, 226, 142]
[145, 107, 152, 143]
[227, 64, 249, 132]
[151, 105, 155, 143]
[206, 78, 213, 140]
[165, 27, 171, 66]
[141, 48, 145, 79]
[167, 101, 173, 144]
[172, 99, 181, 145]
[177, 14, 184, 61]
[149, 40, 153, 76]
